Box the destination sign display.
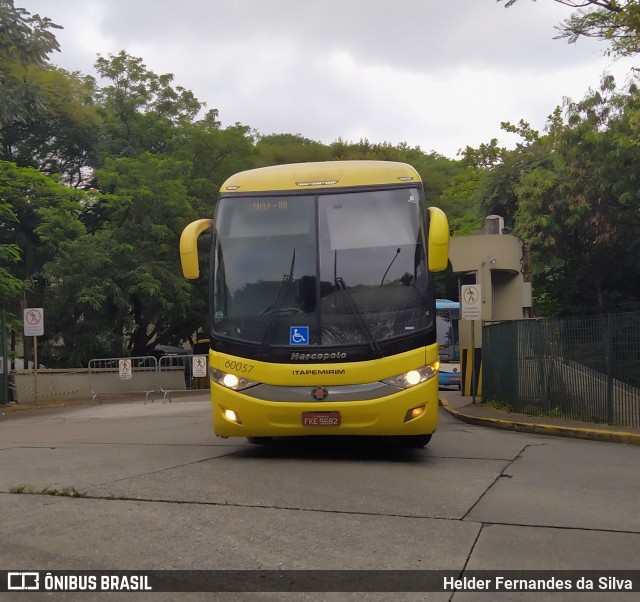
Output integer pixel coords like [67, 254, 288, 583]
[249, 200, 288, 212]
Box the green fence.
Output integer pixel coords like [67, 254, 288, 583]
[483, 313, 640, 427]
[1, 309, 9, 404]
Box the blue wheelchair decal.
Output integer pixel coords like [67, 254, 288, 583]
[290, 326, 309, 345]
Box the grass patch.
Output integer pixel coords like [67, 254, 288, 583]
[9, 484, 87, 497]
[519, 405, 609, 424]
[479, 399, 513, 413]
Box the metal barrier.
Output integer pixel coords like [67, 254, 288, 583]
[157, 355, 208, 402]
[88, 356, 158, 404]
[483, 312, 640, 427]
[88, 355, 210, 404]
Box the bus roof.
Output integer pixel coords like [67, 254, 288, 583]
[220, 161, 421, 193]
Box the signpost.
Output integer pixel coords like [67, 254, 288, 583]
[460, 285, 481, 403]
[23, 308, 44, 404]
[192, 356, 207, 378]
[460, 285, 481, 321]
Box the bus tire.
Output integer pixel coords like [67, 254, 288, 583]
[247, 437, 273, 445]
[398, 434, 432, 448]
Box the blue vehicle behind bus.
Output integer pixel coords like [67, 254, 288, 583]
[436, 299, 460, 389]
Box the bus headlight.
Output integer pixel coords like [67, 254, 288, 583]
[210, 368, 258, 391]
[381, 362, 439, 389]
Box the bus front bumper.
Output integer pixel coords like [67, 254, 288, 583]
[209, 378, 439, 439]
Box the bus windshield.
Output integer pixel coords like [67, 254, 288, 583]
[213, 187, 431, 348]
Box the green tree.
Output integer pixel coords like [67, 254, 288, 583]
[0, 198, 23, 304]
[1, 67, 101, 187]
[256, 133, 331, 166]
[332, 138, 405, 161]
[176, 109, 256, 213]
[438, 166, 485, 235]
[35, 153, 203, 366]
[500, 1, 640, 57]
[40, 231, 132, 366]
[0, 159, 84, 292]
[93, 153, 200, 356]
[94, 51, 204, 162]
[0, 0, 61, 127]
[509, 76, 640, 314]
[0, 159, 87, 365]
[462, 121, 549, 231]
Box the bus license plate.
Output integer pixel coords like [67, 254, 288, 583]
[302, 412, 341, 427]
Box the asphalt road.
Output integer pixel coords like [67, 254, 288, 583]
[1, 396, 639, 601]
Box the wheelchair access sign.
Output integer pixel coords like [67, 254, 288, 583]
[290, 326, 309, 345]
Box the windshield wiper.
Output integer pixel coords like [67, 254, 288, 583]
[260, 249, 296, 353]
[380, 248, 401, 286]
[334, 277, 381, 354]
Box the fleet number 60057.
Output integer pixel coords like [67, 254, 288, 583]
[224, 360, 254, 373]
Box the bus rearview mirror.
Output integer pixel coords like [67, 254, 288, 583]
[180, 219, 213, 279]
[427, 207, 450, 272]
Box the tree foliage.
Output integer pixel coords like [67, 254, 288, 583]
[0, 159, 85, 306]
[1, 68, 101, 187]
[7, 0, 640, 369]
[0, 195, 23, 304]
[0, 0, 62, 126]
[500, 0, 640, 57]
[93, 51, 204, 162]
[0, 0, 63, 311]
[93, 153, 198, 356]
[466, 74, 640, 315]
[519, 76, 640, 313]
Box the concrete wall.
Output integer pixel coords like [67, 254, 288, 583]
[11, 368, 189, 404]
[450, 234, 529, 323]
[450, 234, 524, 275]
[448, 232, 532, 397]
[450, 234, 531, 326]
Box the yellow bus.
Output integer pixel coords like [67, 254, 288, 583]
[180, 161, 449, 447]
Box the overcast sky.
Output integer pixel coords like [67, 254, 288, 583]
[21, 0, 637, 158]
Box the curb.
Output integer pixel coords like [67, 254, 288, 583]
[440, 398, 640, 446]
